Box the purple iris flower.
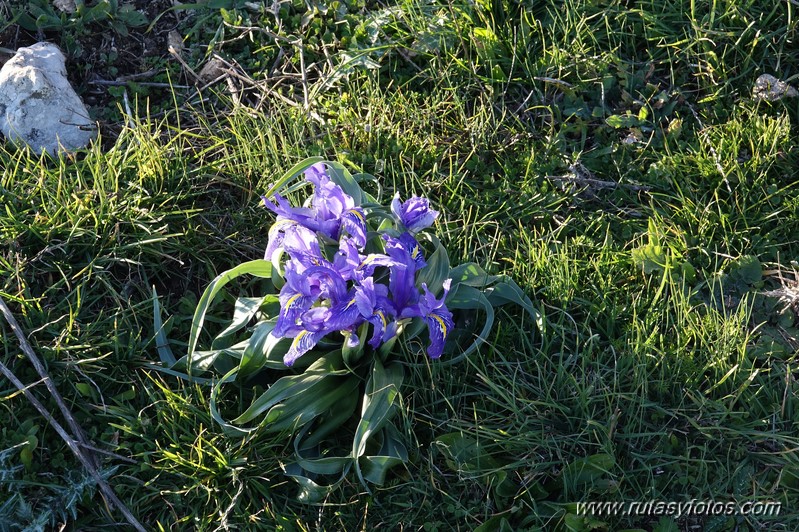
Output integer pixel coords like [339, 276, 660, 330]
[263, 163, 367, 249]
[281, 225, 329, 271]
[273, 262, 347, 337]
[282, 276, 394, 366]
[334, 237, 404, 283]
[400, 279, 454, 359]
[391, 193, 439, 233]
[383, 232, 427, 311]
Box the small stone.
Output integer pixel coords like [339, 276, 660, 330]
[167, 30, 184, 56]
[753, 74, 798, 102]
[53, 0, 77, 13]
[0, 42, 97, 155]
[196, 57, 227, 86]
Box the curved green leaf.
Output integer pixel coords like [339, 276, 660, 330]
[211, 295, 272, 351]
[263, 156, 325, 200]
[238, 319, 291, 380]
[416, 233, 451, 295]
[233, 371, 339, 426]
[296, 390, 360, 451]
[323, 161, 363, 205]
[449, 262, 542, 332]
[284, 462, 350, 503]
[262, 375, 360, 434]
[359, 424, 408, 485]
[434, 283, 496, 366]
[151, 287, 176, 365]
[353, 359, 404, 488]
[186, 260, 273, 375]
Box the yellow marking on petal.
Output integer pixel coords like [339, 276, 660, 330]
[348, 209, 365, 222]
[377, 310, 387, 328]
[291, 330, 309, 348]
[344, 298, 357, 310]
[429, 313, 448, 337]
[285, 293, 302, 308]
[411, 245, 420, 259]
[270, 219, 295, 233]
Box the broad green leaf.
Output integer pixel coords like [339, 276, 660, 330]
[435, 432, 504, 476]
[151, 287, 176, 365]
[730, 255, 762, 285]
[416, 233, 450, 295]
[263, 156, 325, 200]
[606, 113, 643, 128]
[264, 376, 360, 434]
[186, 260, 273, 374]
[440, 283, 495, 365]
[475, 516, 513, 532]
[561, 453, 616, 488]
[358, 425, 408, 485]
[211, 295, 270, 350]
[323, 161, 364, 205]
[632, 242, 668, 274]
[353, 359, 404, 487]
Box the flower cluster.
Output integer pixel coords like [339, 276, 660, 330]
[262, 163, 454, 367]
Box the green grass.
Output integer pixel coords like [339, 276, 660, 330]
[2, 0, 799, 529]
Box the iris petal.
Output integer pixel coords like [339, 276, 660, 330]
[274, 293, 316, 337]
[284, 329, 326, 366]
[424, 309, 453, 359]
[392, 193, 440, 233]
[341, 208, 367, 248]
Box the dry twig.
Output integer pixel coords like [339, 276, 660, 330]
[0, 297, 145, 531]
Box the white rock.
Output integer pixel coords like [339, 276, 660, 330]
[0, 42, 96, 155]
[753, 74, 798, 102]
[53, 0, 77, 13]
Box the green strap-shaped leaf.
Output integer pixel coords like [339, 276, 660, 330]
[449, 262, 542, 332]
[262, 156, 325, 200]
[211, 295, 271, 350]
[232, 370, 343, 425]
[323, 161, 364, 205]
[186, 260, 273, 375]
[485, 283, 543, 333]
[436, 283, 496, 366]
[353, 359, 404, 488]
[296, 390, 360, 451]
[209, 367, 244, 434]
[351, 172, 381, 204]
[143, 363, 215, 385]
[448, 262, 499, 287]
[342, 322, 368, 367]
[416, 233, 451, 295]
[284, 462, 350, 503]
[262, 376, 360, 434]
[359, 424, 408, 485]
[151, 287, 176, 365]
[237, 319, 293, 377]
